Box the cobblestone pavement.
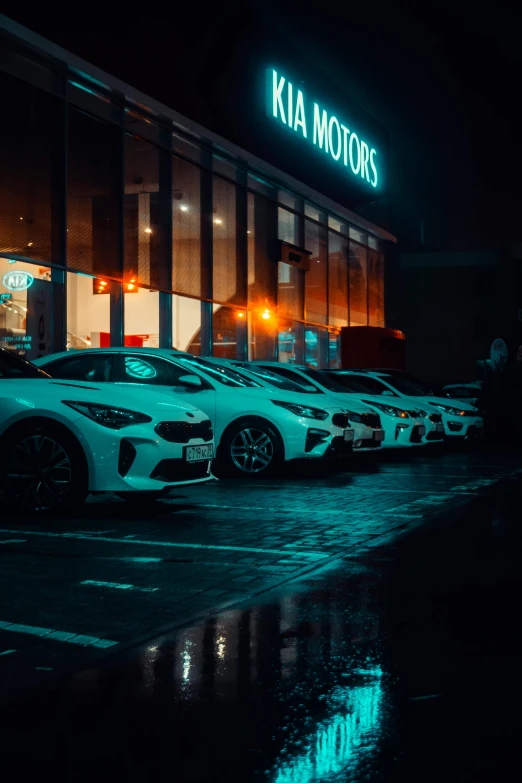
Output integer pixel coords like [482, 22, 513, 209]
[1, 446, 521, 691]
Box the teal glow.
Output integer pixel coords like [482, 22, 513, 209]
[69, 81, 100, 97]
[267, 68, 380, 188]
[272, 666, 384, 783]
[124, 356, 157, 379]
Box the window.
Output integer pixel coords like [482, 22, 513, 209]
[212, 305, 244, 360]
[349, 243, 368, 326]
[0, 349, 48, 379]
[377, 373, 430, 396]
[368, 250, 384, 327]
[124, 135, 170, 291]
[278, 318, 304, 364]
[247, 193, 278, 360]
[300, 368, 349, 393]
[67, 272, 110, 349]
[1, 259, 54, 358]
[328, 232, 349, 327]
[124, 284, 159, 348]
[172, 157, 201, 298]
[121, 354, 203, 386]
[0, 70, 62, 265]
[304, 220, 327, 325]
[233, 363, 307, 393]
[278, 263, 303, 320]
[278, 207, 299, 244]
[323, 373, 372, 394]
[304, 326, 328, 369]
[348, 374, 396, 395]
[213, 176, 237, 304]
[68, 108, 121, 278]
[257, 364, 322, 393]
[328, 332, 341, 369]
[46, 353, 117, 382]
[172, 295, 201, 354]
[176, 356, 260, 387]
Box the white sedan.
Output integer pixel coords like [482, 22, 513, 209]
[338, 370, 483, 440]
[0, 348, 214, 512]
[35, 348, 355, 476]
[249, 362, 392, 450]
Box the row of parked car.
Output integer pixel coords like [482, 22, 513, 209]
[0, 346, 483, 513]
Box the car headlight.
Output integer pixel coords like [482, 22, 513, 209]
[362, 400, 409, 418]
[63, 401, 153, 429]
[271, 400, 328, 420]
[433, 403, 467, 416]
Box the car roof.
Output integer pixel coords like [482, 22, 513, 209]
[36, 347, 194, 362]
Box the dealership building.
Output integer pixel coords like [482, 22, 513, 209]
[0, 15, 394, 368]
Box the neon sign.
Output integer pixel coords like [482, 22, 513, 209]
[2, 270, 34, 292]
[267, 69, 379, 188]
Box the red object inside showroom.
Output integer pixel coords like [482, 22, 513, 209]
[340, 327, 406, 370]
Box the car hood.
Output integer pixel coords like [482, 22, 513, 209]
[2, 378, 202, 415]
[420, 395, 478, 412]
[228, 385, 351, 412]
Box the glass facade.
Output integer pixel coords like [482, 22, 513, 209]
[0, 31, 387, 367]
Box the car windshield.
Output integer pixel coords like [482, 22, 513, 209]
[0, 348, 50, 379]
[233, 363, 309, 392]
[325, 373, 374, 394]
[300, 368, 349, 393]
[378, 374, 429, 396]
[174, 356, 261, 388]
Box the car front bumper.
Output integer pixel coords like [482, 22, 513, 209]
[73, 416, 215, 493]
[381, 419, 426, 448]
[444, 415, 484, 438]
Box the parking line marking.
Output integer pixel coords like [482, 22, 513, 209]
[81, 580, 159, 593]
[0, 621, 118, 648]
[0, 539, 26, 544]
[0, 649, 16, 656]
[0, 529, 327, 558]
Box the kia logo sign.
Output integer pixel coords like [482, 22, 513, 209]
[2, 270, 35, 292]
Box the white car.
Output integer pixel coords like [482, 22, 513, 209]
[338, 370, 483, 440]
[248, 362, 386, 450]
[442, 382, 482, 408]
[35, 348, 355, 476]
[0, 347, 214, 512]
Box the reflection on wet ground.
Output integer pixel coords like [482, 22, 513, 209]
[1, 479, 521, 782]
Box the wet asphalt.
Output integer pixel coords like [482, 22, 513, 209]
[1, 446, 521, 781]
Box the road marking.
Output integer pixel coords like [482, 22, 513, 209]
[0, 539, 26, 544]
[0, 621, 118, 648]
[0, 529, 327, 558]
[0, 649, 16, 656]
[81, 580, 159, 593]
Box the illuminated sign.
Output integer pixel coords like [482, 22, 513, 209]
[267, 69, 379, 188]
[2, 270, 34, 292]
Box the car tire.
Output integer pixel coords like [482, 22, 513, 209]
[218, 419, 283, 477]
[0, 421, 88, 513]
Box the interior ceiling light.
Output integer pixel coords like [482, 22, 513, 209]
[144, 228, 152, 234]
[213, 218, 222, 225]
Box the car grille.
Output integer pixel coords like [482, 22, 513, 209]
[409, 425, 424, 444]
[329, 436, 353, 455]
[359, 412, 381, 429]
[155, 420, 213, 443]
[429, 413, 442, 423]
[150, 459, 211, 482]
[332, 413, 349, 428]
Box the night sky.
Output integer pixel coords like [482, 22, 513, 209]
[3, 0, 521, 250]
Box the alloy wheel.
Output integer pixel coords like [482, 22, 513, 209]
[230, 427, 274, 473]
[6, 434, 73, 511]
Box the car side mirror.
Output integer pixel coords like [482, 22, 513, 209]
[381, 390, 394, 396]
[178, 374, 202, 389]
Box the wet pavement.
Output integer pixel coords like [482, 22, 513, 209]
[1, 445, 522, 780]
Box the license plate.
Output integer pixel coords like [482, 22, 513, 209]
[344, 429, 354, 441]
[374, 430, 385, 441]
[436, 423, 444, 432]
[418, 425, 426, 436]
[185, 444, 214, 462]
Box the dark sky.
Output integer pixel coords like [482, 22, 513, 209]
[3, 0, 522, 250]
